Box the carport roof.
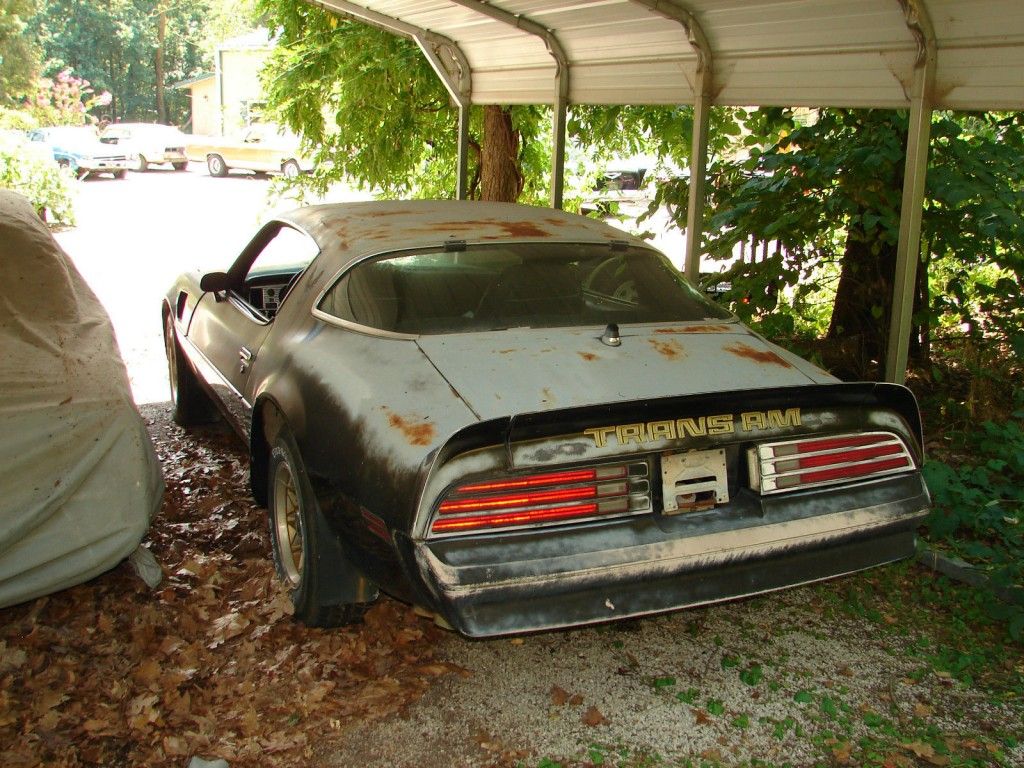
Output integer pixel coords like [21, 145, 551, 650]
[309, 0, 1024, 110]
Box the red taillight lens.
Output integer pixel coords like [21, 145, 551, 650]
[431, 463, 649, 536]
[750, 432, 914, 494]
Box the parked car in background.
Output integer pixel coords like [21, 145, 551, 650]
[164, 200, 930, 638]
[185, 123, 313, 178]
[99, 123, 189, 172]
[27, 126, 132, 180]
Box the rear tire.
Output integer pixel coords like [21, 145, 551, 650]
[267, 429, 370, 628]
[135, 154, 148, 172]
[113, 170, 127, 180]
[281, 159, 301, 179]
[164, 312, 212, 426]
[207, 154, 228, 177]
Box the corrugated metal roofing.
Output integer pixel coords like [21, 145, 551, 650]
[311, 0, 1024, 110]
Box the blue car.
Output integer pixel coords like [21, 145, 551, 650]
[27, 126, 132, 180]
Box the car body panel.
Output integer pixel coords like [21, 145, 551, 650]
[414, 324, 833, 420]
[100, 123, 189, 167]
[165, 200, 930, 637]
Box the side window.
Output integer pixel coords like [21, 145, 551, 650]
[318, 260, 401, 332]
[239, 226, 319, 319]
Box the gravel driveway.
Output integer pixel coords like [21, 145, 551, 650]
[325, 579, 1022, 767]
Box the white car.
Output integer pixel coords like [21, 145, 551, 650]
[100, 123, 189, 172]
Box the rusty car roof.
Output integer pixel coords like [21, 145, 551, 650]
[278, 200, 654, 269]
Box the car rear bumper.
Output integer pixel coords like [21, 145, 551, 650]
[413, 473, 929, 637]
[78, 157, 131, 171]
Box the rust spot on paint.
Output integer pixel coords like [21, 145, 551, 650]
[648, 338, 686, 360]
[722, 342, 793, 368]
[499, 221, 550, 238]
[541, 387, 555, 403]
[498, 348, 519, 355]
[363, 209, 418, 218]
[386, 412, 436, 446]
[654, 325, 733, 334]
[406, 219, 550, 239]
[578, 352, 599, 362]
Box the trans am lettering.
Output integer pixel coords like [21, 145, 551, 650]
[583, 408, 801, 448]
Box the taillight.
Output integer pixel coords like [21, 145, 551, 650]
[431, 462, 650, 536]
[749, 432, 914, 494]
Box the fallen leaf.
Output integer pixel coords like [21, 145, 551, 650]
[582, 706, 608, 727]
[550, 685, 570, 706]
[832, 741, 853, 763]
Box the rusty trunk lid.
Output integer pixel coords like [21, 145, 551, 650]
[415, 323, 836, 421]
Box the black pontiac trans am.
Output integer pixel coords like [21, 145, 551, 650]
[163, 200, 930, 637]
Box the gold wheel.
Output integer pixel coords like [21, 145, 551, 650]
[272, 457, 304, 588]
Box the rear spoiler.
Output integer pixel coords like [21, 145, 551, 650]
[505, 383, 924, 468]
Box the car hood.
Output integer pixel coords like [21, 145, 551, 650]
[415, 322, 836, 421]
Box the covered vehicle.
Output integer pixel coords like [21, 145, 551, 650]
[27, 126, 132, 180]
[0, 191, 163, 608]
[163, 201, 929, 637]
[99, 122, 189, 172]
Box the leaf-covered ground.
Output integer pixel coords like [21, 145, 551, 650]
[2, 404, 1022, 768]
[0, 404, 454, 767]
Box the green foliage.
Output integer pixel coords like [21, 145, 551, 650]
[0, 138, 74, 225]
[661, 108, 1024, 379]
[921, 406, 1024, 639]
[257, 5, 467, 200]
[0, 0, 42, 103]
[31, 0, 210, 124]
[0, 104, 36, 129]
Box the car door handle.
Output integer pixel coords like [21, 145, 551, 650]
[239, 346, 253, 373]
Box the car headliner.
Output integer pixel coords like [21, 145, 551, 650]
[277, 200, 655, 273]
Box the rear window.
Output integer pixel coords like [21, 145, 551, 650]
[317, 242, 731, 335]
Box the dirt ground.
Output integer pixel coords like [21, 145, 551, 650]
[2, 404, 1022, 767]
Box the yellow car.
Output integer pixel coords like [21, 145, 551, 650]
[185, 123, 314, 178]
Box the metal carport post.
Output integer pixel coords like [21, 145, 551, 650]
[629, 1, 713, 283]
[886, 0, 937, 385]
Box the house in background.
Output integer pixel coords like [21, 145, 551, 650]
[173, 29, 273, 136]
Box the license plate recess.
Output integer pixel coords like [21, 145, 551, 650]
[661, 448, 729, 514]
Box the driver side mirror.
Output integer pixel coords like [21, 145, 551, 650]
[200, 271, 232, 294]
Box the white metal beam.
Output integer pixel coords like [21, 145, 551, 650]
[885, 0, 937, 383]
[446, 0, 570, 208]
[628, 1, 713, 281]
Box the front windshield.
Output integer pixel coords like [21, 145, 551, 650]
[318, 242, 732, 335]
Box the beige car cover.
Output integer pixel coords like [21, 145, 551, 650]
[0, 190, 163, 608]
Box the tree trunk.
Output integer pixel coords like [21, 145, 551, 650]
[155, 5, 167, 123]
[826, 224, 897, 380]
[480, 105, 521, 202]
